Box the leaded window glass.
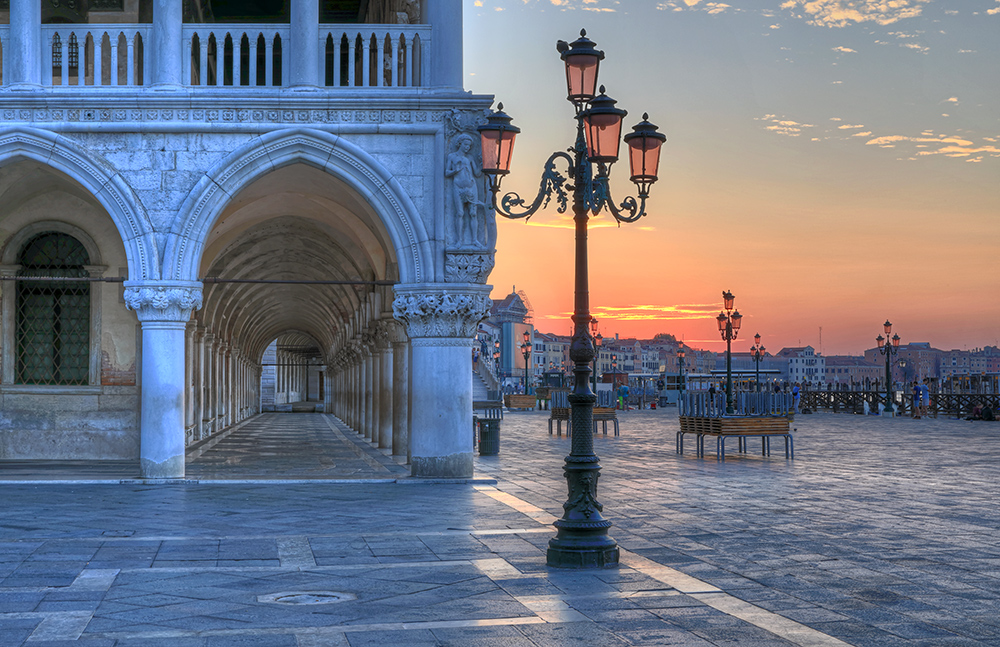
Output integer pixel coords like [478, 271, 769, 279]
[16, 233, 91, 385]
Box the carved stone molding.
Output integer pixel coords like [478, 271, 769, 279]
[445, 250, 495, 284]
[392, 284, 492, 340]
[2, 107, 447, 127]
[123, 282, 202, 322]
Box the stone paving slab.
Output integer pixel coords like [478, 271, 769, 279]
[0, 408, 998, 645]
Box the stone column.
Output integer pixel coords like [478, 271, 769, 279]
[9, 0, 42, 88]
[124, 282, 202, 479]
[192, 327, 205, 440]
[289, 0, 319, 89]
[152, 0, 184, 87]
[392, 336, 410, 459]
[184, 321, 196, 444]
[203, 333, 215, 435]
[427, 0, 463, 89]
[363, 342, 375, 441]
[393, 284, 491, 478]
[376, 325, 394, 450]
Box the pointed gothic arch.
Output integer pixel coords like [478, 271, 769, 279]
[164, 127, 432, 284]
[0, 127, 160, 280]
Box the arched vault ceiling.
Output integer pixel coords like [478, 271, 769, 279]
[199, 163, 393, 282]
[197, 161, 403, 363]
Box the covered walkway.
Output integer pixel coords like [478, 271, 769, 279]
[0, 413, 416, 483]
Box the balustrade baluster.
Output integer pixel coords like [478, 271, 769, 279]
[93, 33, 103, 85]
[127, 34, 135, 85]
[362, 34, 371, 86]
[265, 35, 273, 86]
[232, 34, 241, 86]
[198, 32, 208, 86]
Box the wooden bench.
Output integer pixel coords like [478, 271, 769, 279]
[593, 407, 619, 436]
[549, 407, 571, 435]
[677, 416, 793, 459]
[504, 394, 537, 411]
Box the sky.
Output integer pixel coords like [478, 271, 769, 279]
[463, 0, 1000, 356]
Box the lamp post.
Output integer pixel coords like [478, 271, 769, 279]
[716, 290, 743, 415]
[591, 319, 602, 393]
[493, 340, 501, 385]
[521, 330, 532, 393]
[677, 348, 685, 395]
[876, 320, 901, 413]
[750, 333, 765, 393]
[479, 30, 665, 569]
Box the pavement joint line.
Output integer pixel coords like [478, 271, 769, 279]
[276, 536, 318, 568]
[68, 568, 119, 590]
[474, 485, 560, 525]
[87, 616, 549, 641]
[481, 485, 856, 647]
[22, 610, 93, 642]
[185, 416, 255, 460]
[321, 414, 400, 473]
[0, 477, 499, 485]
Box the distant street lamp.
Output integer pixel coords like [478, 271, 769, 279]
[521, 330, 532, 392]
[716, 290, 743, 415]
[591, 318, 602, 393]
[479, 29, 666, 569]
[750, 333, 765, 393]
[876, 320, 901, 413]
[677, 348, 685, 395]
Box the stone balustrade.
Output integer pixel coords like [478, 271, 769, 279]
[0, 23, 430, 90]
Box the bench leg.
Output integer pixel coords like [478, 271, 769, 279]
[614, 420, 619, 437]
[718, 435, 725, 460]
[676, 431, 682, 454]
[786, 435, 793, 459]
[548, 419, 553, 435]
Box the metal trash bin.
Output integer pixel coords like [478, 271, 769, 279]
[478, 419, 500, 456]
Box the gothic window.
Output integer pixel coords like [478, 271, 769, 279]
[15, 233, 91, 385]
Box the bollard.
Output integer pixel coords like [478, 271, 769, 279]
[478, 419, 500, 456]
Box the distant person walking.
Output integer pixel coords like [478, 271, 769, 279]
[912, 382, 921, 418]
[792, 384, 801, 413]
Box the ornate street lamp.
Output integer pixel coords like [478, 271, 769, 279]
[716, 291, 743, 414]
[677, 348, 685, 395]
[521, 330, 532, 393]
[493, 340, 501, 383]
[750, 333, 766, 393]
[876, 320, 901, 413]
[479, 30, 665, 569]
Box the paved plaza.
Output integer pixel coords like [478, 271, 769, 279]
[1, 409, 999, 646]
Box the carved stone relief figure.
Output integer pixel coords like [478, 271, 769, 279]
[445, 133, 487, 250]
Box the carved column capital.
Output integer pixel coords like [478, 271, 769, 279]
[123, 281, 202, 323]
[392, 283, 492, 341]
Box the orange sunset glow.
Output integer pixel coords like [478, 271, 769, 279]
[466, 0, 1000, 356]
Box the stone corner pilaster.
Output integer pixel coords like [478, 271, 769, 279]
[123, 280, 203, 323]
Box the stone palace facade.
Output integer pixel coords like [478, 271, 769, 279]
[0, 0, 497, 478]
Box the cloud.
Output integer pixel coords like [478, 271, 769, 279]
[583, 304, 722, 322]
[761, 115, 1000, 163]
[780, 0, 931, 28]
[832, 46, 856, 53]
[945, 97, 959, 104]
[990, 1, 1000, 15]
[865, 133, 1000, 161]
[756, 114, 815, 136]
[657, 1, 733, 14]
